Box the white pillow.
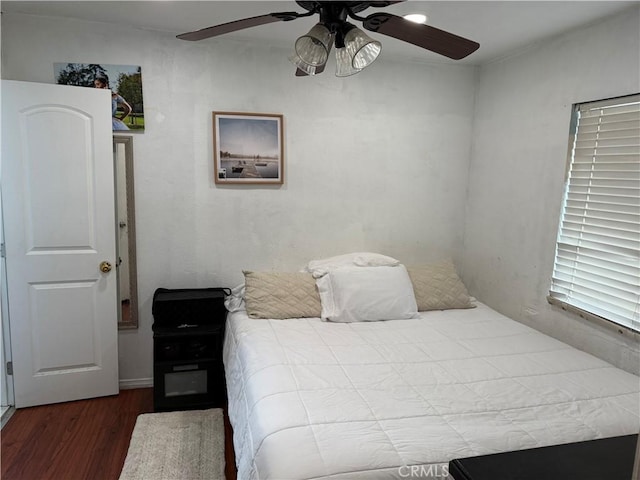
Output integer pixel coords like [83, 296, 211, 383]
[315, 265, 419, 323]
[224, 283, 246, 312]
[306, 252, 400, 278]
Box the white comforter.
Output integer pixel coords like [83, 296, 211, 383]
[223, 303, 640, 480]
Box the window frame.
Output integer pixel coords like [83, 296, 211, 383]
[548, 93, 640, 334]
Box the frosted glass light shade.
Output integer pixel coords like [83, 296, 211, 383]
[335, 47, 361, 77]
[344, 27, 381, 70]
[289, 52, 322, 76]
[294, 23, 332, 66]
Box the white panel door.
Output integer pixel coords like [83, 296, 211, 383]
[1, 80, 119, 408]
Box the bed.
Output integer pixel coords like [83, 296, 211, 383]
[223, 255, 640, 479]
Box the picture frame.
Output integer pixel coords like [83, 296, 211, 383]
[213, 112, 284, 185]
[54, 62, 145, 132]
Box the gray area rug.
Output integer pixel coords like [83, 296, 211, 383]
[119, 408, 225, 480]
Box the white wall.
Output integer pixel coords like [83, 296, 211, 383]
[463, 7, 640, 374]
[1, 14, 476, 384]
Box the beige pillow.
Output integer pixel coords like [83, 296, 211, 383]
[406, 261, 475, 311]
[243, 271, 322, 319]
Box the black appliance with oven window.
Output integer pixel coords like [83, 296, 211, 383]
[152, 287, 229, 412]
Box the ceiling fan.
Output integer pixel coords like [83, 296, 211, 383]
[177, 1, 479, 77]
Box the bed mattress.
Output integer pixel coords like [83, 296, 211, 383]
[223, 303, 640, 479]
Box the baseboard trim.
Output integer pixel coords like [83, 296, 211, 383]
[1, 406, 15, 430]
[119, 378, 153, 390]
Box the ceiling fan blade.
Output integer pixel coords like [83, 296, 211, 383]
[295, 63, 326, 77]
[177, 12, 301, 41]
[362, 13, 479, 60]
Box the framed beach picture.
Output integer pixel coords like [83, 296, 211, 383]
[54, 62, 145, 132]
[213, 112, 284, 185]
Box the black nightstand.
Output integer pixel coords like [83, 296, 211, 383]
[152, 288, 229, 412]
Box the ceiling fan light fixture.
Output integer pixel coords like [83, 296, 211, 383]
[294, 23, 333, 66]
[343, 26, 381, 70]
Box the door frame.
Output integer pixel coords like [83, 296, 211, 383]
[1, 188, 16, 424]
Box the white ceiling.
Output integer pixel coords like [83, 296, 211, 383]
[2, 1, 638, 65]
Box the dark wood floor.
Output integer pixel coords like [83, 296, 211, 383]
[0, 388, 237, 480]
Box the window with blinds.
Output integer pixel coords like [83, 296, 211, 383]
[549, 94, 640, 332]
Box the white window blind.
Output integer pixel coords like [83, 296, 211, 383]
[550, 94, 640, 332]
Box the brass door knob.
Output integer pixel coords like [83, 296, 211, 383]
[99, 261, 113, 273]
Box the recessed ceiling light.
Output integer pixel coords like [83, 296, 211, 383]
[403, 13, 428, 24]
